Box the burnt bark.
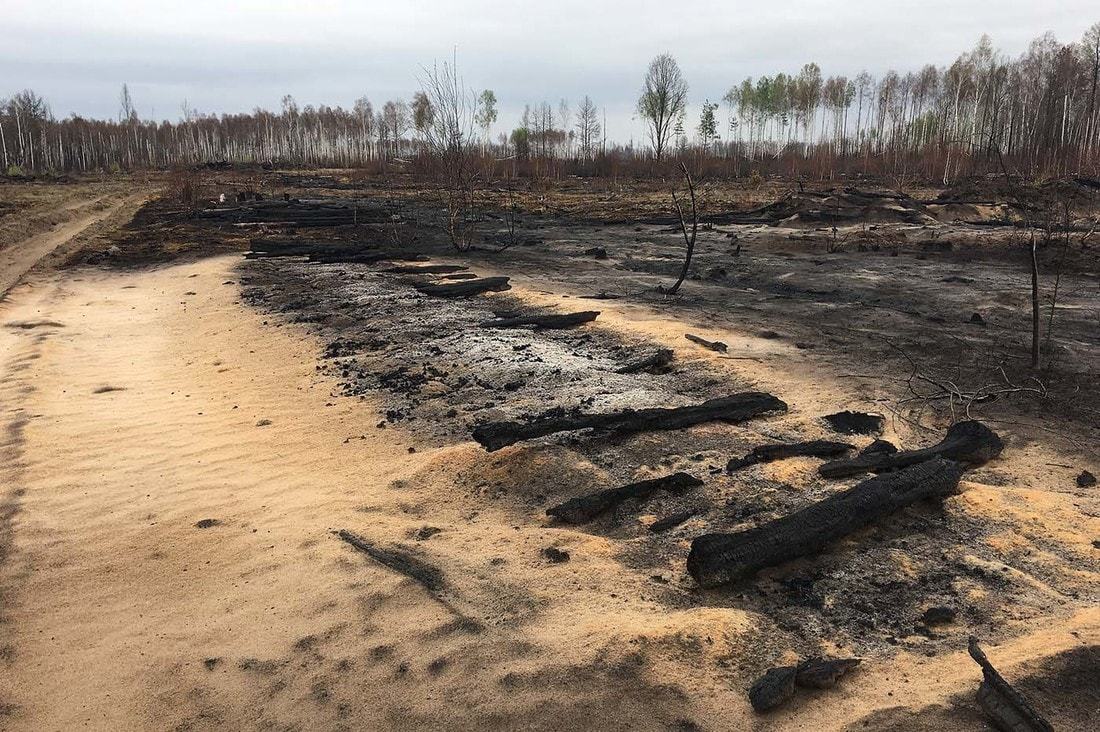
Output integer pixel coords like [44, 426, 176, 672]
[616, 348, 674, 374]
[383, 264, 467, 274]
[818, 420, 1003, 478]
[480, 311, 600, 330]
[414, 277, 512, 298]
[687, 457, 966, 587]
[309, 251, 428, 264]
[546, 472, 703, 524]
[968, 637, 1054, 732]
[472, 392, 787, 452]
[748, 667, 797, 712]
[727, 440, 854, 472]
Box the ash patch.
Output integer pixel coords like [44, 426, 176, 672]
[240, 257, 726, 446]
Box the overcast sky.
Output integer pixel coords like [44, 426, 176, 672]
[3, 1, 1097, 142]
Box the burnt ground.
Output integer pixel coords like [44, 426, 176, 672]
[69, 171, 1100, 727]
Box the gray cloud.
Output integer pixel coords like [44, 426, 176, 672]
[2, 0, 1096, 141]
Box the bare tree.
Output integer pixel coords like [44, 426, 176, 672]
[119, 83, 136, 123]
[420, 59, 479, 251]
[638, 53, 688, 161]
[575, 95, 601, 160]
[664, 162, 698, 295]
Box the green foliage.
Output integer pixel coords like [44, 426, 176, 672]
[475, 90, 498, 133]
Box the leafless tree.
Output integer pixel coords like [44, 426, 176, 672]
[664, 162, 698, 295]
[575, 95, 601, 160]
[420, 59, 479, 251]
[638, 53, 688, 161]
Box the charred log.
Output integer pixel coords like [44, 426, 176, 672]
[968, 637, 1054, 732]
[546, 472, 703, 524]
[480, 311, 600, 330]
[748, 666, 798, 713]
[795, 657, 861, 689]
[383, 264, 467, 274]
[822, 410, 885, 435]
[687, 457, 965, 587]
[616, 348, 674, 374]
[819, 420, 1003, 478]
[726, 440, 854, 472]
[309, 251, 428, 264]
[414, 277, 512, 298]
[472, 392, 787, 452]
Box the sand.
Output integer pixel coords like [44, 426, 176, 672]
[0, 217, 1095, 728]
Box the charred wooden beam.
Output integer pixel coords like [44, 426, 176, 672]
[309, 251, 428, 264]
[414, 276, 512, 298]
[727, 440, 854, 472]
[384, 264, 468, 274]
[546, 472, 703, 524]
[687, 457, 965, 587]
[818, 420, 1003, 478]
[480, 311, 600, 330]
[968, 637, 1054, 732]
[472, 392, 787, 452]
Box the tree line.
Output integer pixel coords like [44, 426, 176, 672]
[2, 22, 1098, 180]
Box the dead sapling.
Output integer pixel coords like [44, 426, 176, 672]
[660, 162, 698, 296]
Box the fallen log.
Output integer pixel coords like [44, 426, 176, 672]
[414, 277, 512, 298]
[309, 251, 428, 264]
[685, 333, 728, 352]
[616, 348, 674, 374]
[546, 472, 703, 524]
[818, 420, 1003, 478]
[749, 657, 861, 714]
[249, 238, 359, 257]
[480, 311, 600, 330]
[472, 392, 788, 452]
[687, 457, 965, 587]
[822, 410, 884, 435]
[383, 264, 467, 275]
[968, 637, 1054, 732]
[795, 657, 861, 689]
[727, 440, 854, 472]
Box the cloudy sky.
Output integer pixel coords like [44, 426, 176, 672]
[3, 1, 1096, 142]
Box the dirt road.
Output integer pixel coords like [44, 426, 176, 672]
[0, 193, 142, 299]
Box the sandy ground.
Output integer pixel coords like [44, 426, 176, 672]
[0, 181, 1096, 730]
[0, 252, 1092, 730]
